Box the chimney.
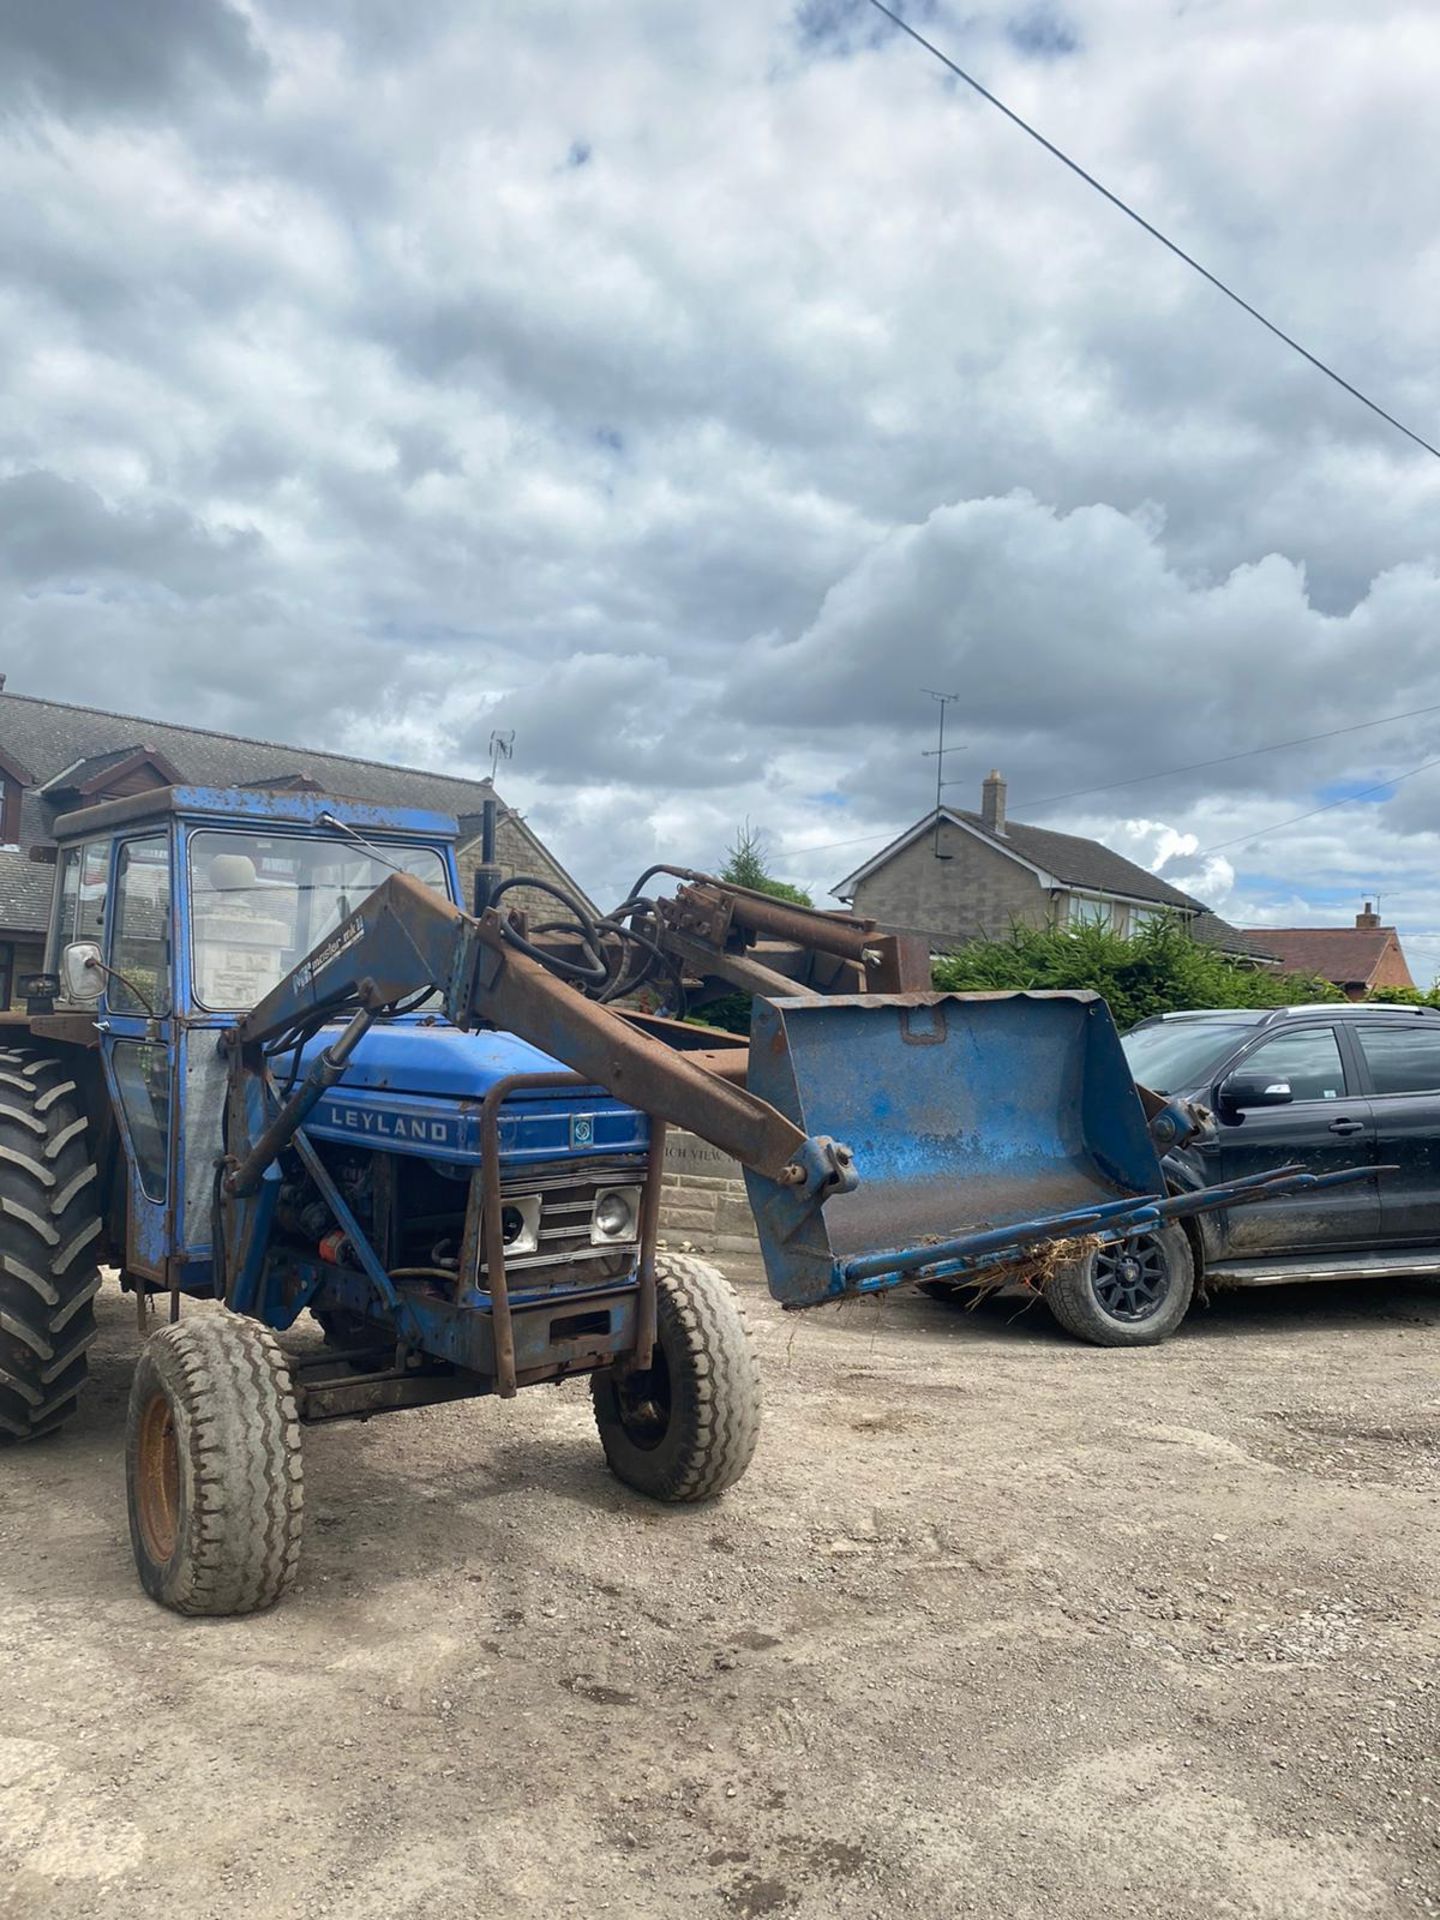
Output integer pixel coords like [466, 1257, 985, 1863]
[981, 769, 1006, 836]
[1356, 900, 1380, 930]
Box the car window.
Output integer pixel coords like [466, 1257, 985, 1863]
[1237, 1027, 1346, 1102]
[1121, 1021, 1258, 1093]
[1354, 1024, 1440, 1096]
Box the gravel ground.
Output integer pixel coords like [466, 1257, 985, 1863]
[1, 1264, 1436, 1920]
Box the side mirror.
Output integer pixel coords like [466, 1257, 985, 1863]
[61, 941, 103, 1004]
[1218, 1072, 1294, 1111]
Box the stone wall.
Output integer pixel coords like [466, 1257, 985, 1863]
[657, 1130, 759, 1256]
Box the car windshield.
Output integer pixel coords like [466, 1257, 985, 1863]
[188, 829, 449, 1010]
[1121, 1020, 1256, 1094]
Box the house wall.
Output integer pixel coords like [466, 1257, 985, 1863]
[1369, 936, 1416, 994]
[849, 817, 1053, 948]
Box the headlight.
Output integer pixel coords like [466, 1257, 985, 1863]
[495, 1195, 540, 1257]
[590, 1186, 641, 1244]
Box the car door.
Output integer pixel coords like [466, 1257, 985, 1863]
[1207, 1022, 1380, 1255]
[1347, 1019, 1440, 1245]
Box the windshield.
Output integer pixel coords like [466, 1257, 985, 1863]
[188, 829, 449, 1010]
[1121, 1019, 1257, 1094]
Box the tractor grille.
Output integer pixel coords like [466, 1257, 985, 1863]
[481, 1159, 644, 1284]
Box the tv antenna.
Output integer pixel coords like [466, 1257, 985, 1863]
[921, 690, 962, 859]
[488, 730, 515, 782]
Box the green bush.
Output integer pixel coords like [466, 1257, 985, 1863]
[931, 917, 1341, 1032]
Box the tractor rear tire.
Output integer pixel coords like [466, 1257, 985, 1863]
[591, 1255, 760, 1502]
[126, 1312, 304, 1615]
[0, 1047, 102, 1444]
[1045, 1224, 1194, 1347]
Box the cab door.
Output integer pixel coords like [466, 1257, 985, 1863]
[1209, 1021, 1380, 1255]
[97, 831, 176, 1280]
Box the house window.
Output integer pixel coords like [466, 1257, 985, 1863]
[0, 778, 18, 849]
[1069, 895, 1117, 931]
[0, 944, 12, 1010]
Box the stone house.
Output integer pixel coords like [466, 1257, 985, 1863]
[834, 770, 1211, 952]
[0, 687, 591, 1008]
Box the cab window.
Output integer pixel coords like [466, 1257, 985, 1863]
[109, 836, 171, 1015]
[53, 840, 111, 959]
[187, 830, 450, 1011]
[1238, 1026, 1347, 1102]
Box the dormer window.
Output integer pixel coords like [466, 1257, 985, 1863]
[0, 772, 19, 849]
[39, 743, 182, 813]
[0, 741, 33, 850]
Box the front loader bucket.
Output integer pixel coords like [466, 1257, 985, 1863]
[743, 991, 1168, 1307]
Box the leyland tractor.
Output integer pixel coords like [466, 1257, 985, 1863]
[0, 783, 1362, 1615]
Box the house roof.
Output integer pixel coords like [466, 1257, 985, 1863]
[835, 807, 1201, 912]
[1, 691, 502, 817]
[1242, 926, 1412, 990]
[0, 792, 65, 936]
[0, 690, 594, 936]
[1187, 912, 1282, 963]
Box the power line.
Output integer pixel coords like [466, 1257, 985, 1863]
[866, 0, 1440, 463]
[1189, 755, 1440, 859]
[777, 696, 1440, 863]
[1019, 699, 1440, 813]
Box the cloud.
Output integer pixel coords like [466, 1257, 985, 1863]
[2, 0, 1440, 957]
[0, 0, 267, 117]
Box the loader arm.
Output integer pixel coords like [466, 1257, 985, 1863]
[225, 870, 855, 1202]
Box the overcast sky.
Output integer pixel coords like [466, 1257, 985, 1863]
[5, 1, 1440, 973]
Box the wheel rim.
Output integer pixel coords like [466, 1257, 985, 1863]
[136, 1391, 181, 1563]
[610, 1342, 673, 1451]
[1092, 1235, 1171, 1323]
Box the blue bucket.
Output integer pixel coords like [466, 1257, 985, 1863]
[742, 991, 1167, 1307]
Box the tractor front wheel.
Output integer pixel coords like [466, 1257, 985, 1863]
[126, 1312, 304, 1615]
[591, 1255, 760, 1502]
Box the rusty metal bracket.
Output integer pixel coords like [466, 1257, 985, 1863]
[475, 1069, 587, 1400]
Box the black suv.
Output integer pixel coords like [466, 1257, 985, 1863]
[1052, 1002, 1440, 1346]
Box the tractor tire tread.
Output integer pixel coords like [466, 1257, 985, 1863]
[0, 1049, 100, 1445]
[592, 1254, 760, 1504]
[126, 1313, 303, 1616]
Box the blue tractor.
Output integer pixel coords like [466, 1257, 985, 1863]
[1, 783, 1366, 1614]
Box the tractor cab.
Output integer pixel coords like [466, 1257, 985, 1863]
[47, 783, 460, 1024]
[38, 785, 626, 1293]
